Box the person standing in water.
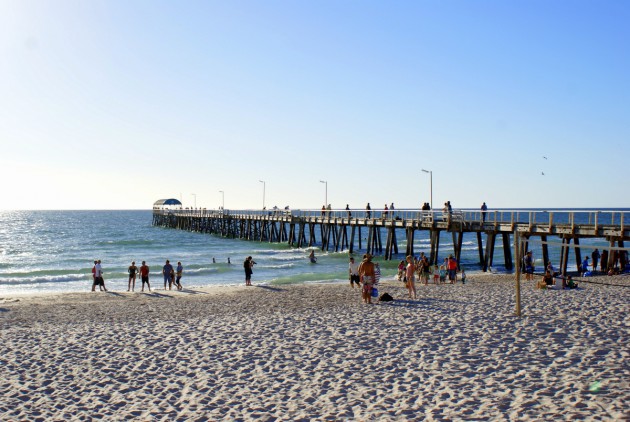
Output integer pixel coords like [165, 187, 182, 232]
[127, 261, 138, 292]
[309, 250, 317, 263]
[244, 256, 256, 286]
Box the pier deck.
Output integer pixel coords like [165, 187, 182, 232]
[152, 208, 629, 275]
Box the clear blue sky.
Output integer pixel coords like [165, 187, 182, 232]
[1, 0, 628, 210]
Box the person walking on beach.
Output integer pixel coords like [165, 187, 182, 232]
[174, 261, 183, 290]
[244, 256, 256, 286]
[94, 259, 107, 292]
[140, 261, 151, 292]
[128, 261, 138, 292]
[91, 260, 97, 292]
[524, 251, 534, 281]
[163, 260, 174, 290]
[349, 256, 360, 288]
[358, 254, 376, 304]
[405, 255, 417, 299]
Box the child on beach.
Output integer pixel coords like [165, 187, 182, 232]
[433, 264, 440, 284]
[566, 276, 579, 289]
[461, 268, 466, 284]
[397, 260, 405, 281]
[439, 265, 447, 283]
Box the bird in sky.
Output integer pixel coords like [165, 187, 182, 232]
[541, 172, 545, 176]
[543, 156, 548, 160]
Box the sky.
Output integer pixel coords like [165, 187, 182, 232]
[1, 0, 628, 211]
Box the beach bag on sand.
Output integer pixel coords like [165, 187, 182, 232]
[379, 292, 393, 302]
[371, 287, 379, 298]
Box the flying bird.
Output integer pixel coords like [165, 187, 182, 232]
[541, 172, 545, 176]
[543, 156, 548, 160]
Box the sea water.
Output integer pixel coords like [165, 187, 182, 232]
[0, 210, 622, 295]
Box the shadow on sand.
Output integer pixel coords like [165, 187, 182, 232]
[255, 285, 285, 292]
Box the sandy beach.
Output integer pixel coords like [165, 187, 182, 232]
[1, 274, 628, 420]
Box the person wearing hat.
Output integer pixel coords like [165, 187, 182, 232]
[358, 254, 376, 304]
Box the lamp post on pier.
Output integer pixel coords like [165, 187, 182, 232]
[319, 180, 327, 207]
[421, 169, 432, 210]
[219, 190, 224, 211]
[259, 180, 266, 209]
[191, 193, 197, 209]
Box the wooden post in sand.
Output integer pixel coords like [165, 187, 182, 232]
[515, 230, 522, 318]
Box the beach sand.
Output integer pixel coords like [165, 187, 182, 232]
[1, 274, 628, 420]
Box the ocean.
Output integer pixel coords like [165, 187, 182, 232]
[0, 209, 624, 295]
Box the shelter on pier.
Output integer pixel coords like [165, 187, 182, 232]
[153, 198, 182, 210]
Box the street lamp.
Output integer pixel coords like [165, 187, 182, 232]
[421, 169, 432, 210]
[259, 180, 266, 209]
[191, 193, 197, 209]
[219, 190, 224, 210]
[319, 180, 327, 207]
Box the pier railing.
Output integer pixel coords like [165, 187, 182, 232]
[153, 207, 628, 271]
[153, 207, 626, 231]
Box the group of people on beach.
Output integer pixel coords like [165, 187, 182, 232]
[91, 260, 183, 292]
[397, 254, 466, 300]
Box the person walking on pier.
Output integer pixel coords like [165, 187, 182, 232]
[140, 261, 151, 292]
[346, 204, 352, 219]
[481, 202, 488, 222]
[365, 203, 372, 219]
[163, 260, 174, 290]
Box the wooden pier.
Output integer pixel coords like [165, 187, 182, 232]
[152, 205, 629, 275]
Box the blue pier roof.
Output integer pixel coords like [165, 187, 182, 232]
[153, 198, 182, 207]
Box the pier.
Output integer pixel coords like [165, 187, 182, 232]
[152, 203, 629, 275]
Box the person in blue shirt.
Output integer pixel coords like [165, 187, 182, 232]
[163, 260, 174, 290]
